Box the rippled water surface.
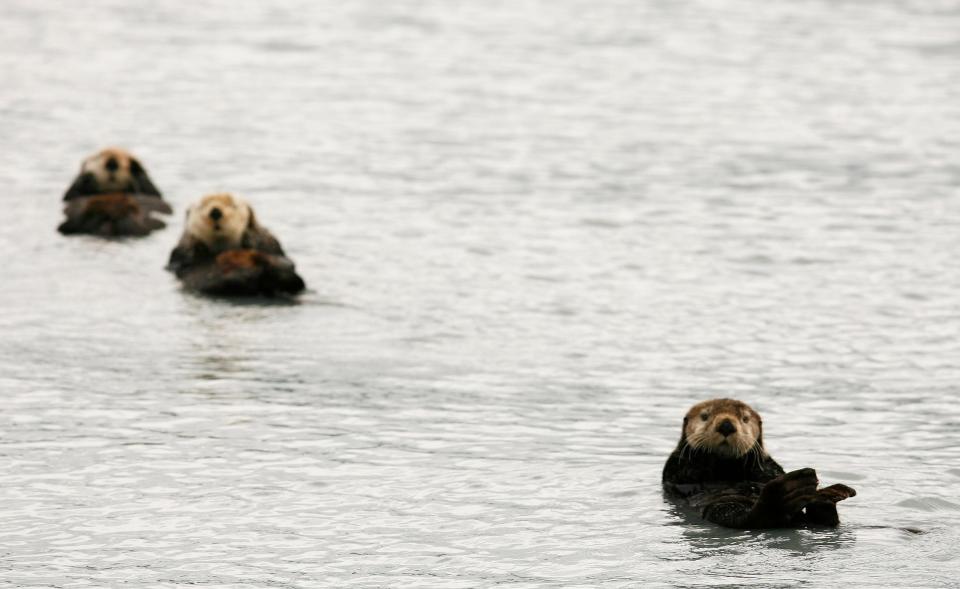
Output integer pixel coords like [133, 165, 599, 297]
[2, 0, 960, 586]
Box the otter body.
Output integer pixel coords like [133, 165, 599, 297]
[177, 249, 305, 296]
[59, 193, 172, 236]
[663, 399, 855, 529]
[59, 148, 170, 236]
[167, 193, 305, 297]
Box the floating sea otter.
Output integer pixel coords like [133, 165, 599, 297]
[59, 147, 171, 236]
[167, 193, 305, 297]
[662, 399, 856, 528]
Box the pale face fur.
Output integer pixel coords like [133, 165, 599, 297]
[81, 148, 136, 192]
[186, 193, 251, 250]
[682, 398, 764, 458]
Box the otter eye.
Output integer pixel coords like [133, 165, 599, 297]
[742, 415, 750, 423]
[700, 412, 708, 421]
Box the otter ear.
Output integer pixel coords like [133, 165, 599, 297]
[755, 415, 765, 449]
[129, 157, 162, 197]
[681, 416, 689, 438]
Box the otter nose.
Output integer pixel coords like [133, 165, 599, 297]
[105, 157, 119, 172]
[209, 207, 223, 221]
[717, 419, 737, 437]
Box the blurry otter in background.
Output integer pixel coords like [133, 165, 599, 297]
[662, 399, 856, 529]
[167, 193, 305, 297]
[59, 148, 171, 236]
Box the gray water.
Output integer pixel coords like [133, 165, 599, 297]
[2, 0, 959, 586]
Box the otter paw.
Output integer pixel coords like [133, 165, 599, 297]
[803, 483, 856, 527]
[815, 483, 856, 503]
[804, 501, 840, 526]
[748, 468, 819, 527]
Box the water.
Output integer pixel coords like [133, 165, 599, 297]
[1, 0, 959, 586]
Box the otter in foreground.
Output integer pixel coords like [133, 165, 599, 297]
[167, 193, 305, 297]
[59, 148, 171, 236]
[662, 399, 856, 529]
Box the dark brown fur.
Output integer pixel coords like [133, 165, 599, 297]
[176, 249, 305, 296]
[58, 193, 173, 237]
[662, 399, 856, 529]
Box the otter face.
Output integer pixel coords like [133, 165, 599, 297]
[80, 148, 138, 192]
[186, 193, 251, 250]
[682, 399, 764, 458]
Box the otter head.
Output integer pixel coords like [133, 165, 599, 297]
[680, 398, 764, 458]
[80, 148, 144, 192]
[185, 193, 252, 251]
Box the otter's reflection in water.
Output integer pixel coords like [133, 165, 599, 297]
[676, 517, 857, 555]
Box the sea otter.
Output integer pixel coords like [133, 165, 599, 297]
[59, 148, 171, 236]
[167, 193, 305, 296]
[662, 399, 856, 529]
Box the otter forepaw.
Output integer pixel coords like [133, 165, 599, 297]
[815, 483, 856, 503]
[747, 468, 819, 528]
[803, 483, 856, 527]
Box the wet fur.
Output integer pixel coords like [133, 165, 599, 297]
[167, 193, 304, 296]
[58, 193, 172, 237]
[178, 250, 305, 296]
[662, 399, 856, 529]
